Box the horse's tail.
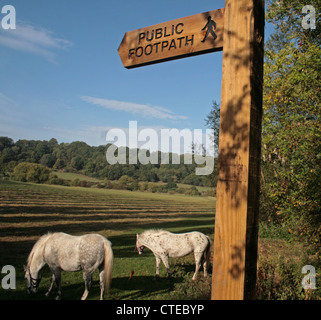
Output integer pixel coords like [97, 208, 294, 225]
[103, 239, 114, 293]
[204, 236, 212, 268]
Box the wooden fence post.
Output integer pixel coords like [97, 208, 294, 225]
[211, 0, 264, 300]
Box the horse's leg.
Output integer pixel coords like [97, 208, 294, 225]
[81, 271, 92, 300]
[160, 255, 171, 278]
[98, 265, 104, 300]
[203, 253, 208, 278]
[154, 255, 161, 280]
[45, 273, 55, 297]
[192, 252, 202, 281]
[53, 269, 62, 300]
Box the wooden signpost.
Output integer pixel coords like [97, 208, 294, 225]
[118, 0, 264, 300]
[118, 8, 224, 68]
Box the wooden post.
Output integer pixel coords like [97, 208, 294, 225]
[211, 0, 264, 300]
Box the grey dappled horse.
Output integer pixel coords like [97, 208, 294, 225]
[136, 229, 211, 280]
[24, 232, 113, 300]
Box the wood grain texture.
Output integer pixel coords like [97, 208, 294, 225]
[118, 8, 224, 68]
[211, 0, 264, 300]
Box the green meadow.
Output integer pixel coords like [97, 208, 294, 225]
[0, 179, 317, 300]
[0, 180, 214, 300]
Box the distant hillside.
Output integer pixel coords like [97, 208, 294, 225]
[0, 137, 217, 187]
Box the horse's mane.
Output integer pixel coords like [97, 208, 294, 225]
[27, 232, 53, 267]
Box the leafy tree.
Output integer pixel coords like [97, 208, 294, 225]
[70, 156, 84, 171]
[166, 181, 177, 190]
[185, 186, 201, 196]
[53, 158, 65, 170]
[262, 0, 321, 253]
[204, 100, 220, 150]
[13, 162, 50, 183]
[0, 137, 14, 152]
[182, 173, 203, 186]
[0, 147, 16, 164]
[118, 175, 139, 191]
[40, 153, 56, 168]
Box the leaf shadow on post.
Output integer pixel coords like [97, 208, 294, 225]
[213, 0, 264, 299]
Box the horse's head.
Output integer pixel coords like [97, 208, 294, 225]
[24, 265, 41, 294]
[135, 234, 145, 255]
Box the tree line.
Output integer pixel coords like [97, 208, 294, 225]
[0, 137, 217, 188]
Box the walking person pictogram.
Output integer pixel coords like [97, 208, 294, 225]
[201, 16, 217, 42]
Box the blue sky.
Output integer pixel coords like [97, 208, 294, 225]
[0, 0, 273, 148]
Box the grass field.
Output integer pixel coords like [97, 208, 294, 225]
[54, 171, 103, 183]
[0, 180, 215, 300]
[1, 179, 317, 300]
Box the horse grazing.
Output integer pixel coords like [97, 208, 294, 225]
[136, 229, 211, 280]
[24, 232, 113, 300]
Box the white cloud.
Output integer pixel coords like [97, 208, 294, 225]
[0, 22, 72, 62]
[81, 96, 187, 120]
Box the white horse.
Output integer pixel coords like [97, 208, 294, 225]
[136, 229, 211, 280]
[24, 232, 113, 300]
